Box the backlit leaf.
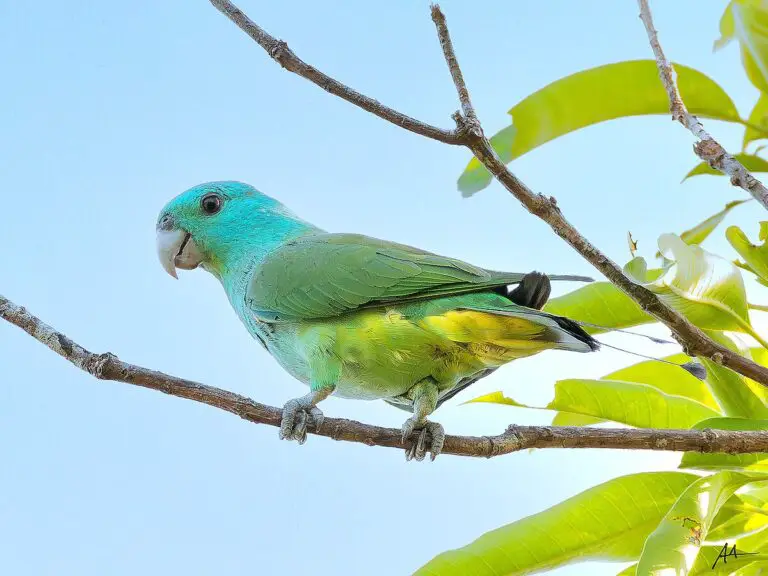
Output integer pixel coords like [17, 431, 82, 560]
[636, 471, 764, 574]
[468, 380, 720, 429]
[628, 234, 760, 341]
[602, 354, 718, 410]
[457, 60, 739, 195]
[704, 332, 768, 418]
[727, 222, 768, 284]
[716, 1, 768, 94]
[415, 472, 699, 576]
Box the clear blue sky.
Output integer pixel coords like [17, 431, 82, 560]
[1, 1, 765, 575]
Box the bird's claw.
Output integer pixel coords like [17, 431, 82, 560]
[401, 419, 445, 461]
[279, 398, 324, 444]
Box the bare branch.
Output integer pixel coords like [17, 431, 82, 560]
[638, 0, 768, 210]
[4, 293, 768, 457]
[208, 0, 462, 145]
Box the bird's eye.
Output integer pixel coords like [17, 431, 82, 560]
[201, 194, 222, 215]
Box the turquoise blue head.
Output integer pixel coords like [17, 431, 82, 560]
[156, 181, 313, 280]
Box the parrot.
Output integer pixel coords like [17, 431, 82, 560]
[155, 181, 600, 461]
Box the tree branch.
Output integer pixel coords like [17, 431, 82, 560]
[4, 293, 768, 457]
[205, 0, 768, 387]
[208, 0, 462, 145]
[638, 0, 768, 210]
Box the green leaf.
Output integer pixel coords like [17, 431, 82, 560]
[727, 222, 768, 284]
[621, 527, 768, 574]
[683, 156, 768, 180]
[552, 354, 720, 428]
[549, 380, 720, 428]
[463, 391, 527, 408]
[704, 332, 768, 419]
[457, 60, 740, 195]
[708, 494, 768, 541]
[716, 1, 768, 94]
[748, 347, 768, 405]
[602, 354, 719, 410]
[674, 200, 752, 252]
[743, 95, 768, 149]
[630, 523, 768, 574]
[542, 282, 653, 335]
[628, 234, 761, 341]
[680, 418, 768, 472]
[469, 380, 720, 429]
[415, 472, 699, 576]
[636, 471, 764, 574]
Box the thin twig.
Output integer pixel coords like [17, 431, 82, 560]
[4, 293, 768, 457]
[207, 0, 768, 386]
[208, 0, 462, 145]
[430, 5, 478, 132]
[638, 0, 768, 209]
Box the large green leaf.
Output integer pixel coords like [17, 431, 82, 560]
[469, 379, 720, 429]
[457, 60, 739, 195]
[601, 354, 718, 410]
[628, 234, 762, 343]
[680, 418, 768, 472]
[550, 353, 718, 427]
[703, 332, 768, 419]
[415, 472, 699, 576]
[542, 282, 652, 335]
[683, 156, 768, 180]
[636, 471, 764, 574]
[727, 222, 768, 284]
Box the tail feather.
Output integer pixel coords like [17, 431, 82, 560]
[449, 305, 601, 354]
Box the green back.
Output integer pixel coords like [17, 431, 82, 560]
[247, 233, 590, 321]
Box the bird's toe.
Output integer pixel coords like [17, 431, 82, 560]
[402, 418, 444, 462]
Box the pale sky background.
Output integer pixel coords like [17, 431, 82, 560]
[1, 1, 767, 575]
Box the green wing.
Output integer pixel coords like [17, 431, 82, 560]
[247, 233, 590, 320]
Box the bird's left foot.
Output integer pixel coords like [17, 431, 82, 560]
[401, 418, 445, 461]
[279, 397, 325, 444]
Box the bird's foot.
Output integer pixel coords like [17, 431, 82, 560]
[279, 397, 325, 444]
[401, 418, 445, 462]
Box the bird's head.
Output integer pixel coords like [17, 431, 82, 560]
[156, 181, 309, 279]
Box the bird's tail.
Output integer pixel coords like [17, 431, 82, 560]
[502, 271, 706, 380]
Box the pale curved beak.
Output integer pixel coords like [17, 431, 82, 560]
[156, 228, 204, 279]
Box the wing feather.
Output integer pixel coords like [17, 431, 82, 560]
[247, 233, 590, 320]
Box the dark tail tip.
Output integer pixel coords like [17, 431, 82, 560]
[552, 316, 601, 352]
